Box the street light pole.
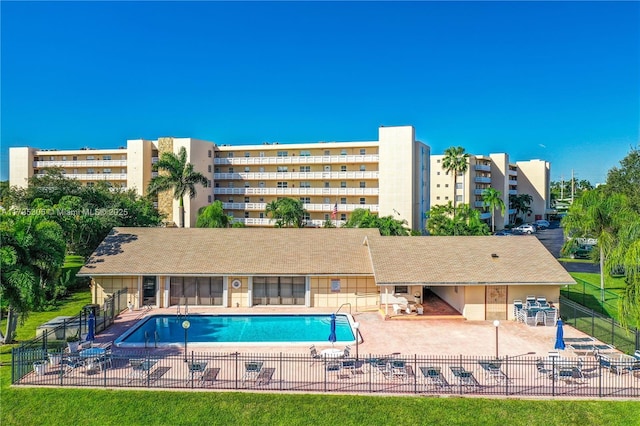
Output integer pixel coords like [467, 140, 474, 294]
[353, 322, 360, 360]
[182, 320, 191, 362]
[493, 320, 500, 359]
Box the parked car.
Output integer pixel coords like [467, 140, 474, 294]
[534, 219, 550, 229]
[493, 230, 513, 236]
[514, 224, 536, 234]
[570, 245, 593, 259]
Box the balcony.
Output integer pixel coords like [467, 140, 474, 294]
[35, 173, 127, 181]
[213, 171, 379, 180]
[508, 189, 518, 195]
[214, 154, 379, 166]
[474, 164, 491, 172]
[508, 179, 518, 186]
[474, 177, 491, 184]
[479, 212, 491, 220]
[223, 202, 379, 212]
[235, 218, 346, 227]
[214, 187, 379, 196]
[33, 160, 127, 168]
[474, 201, 486, 208]
[508, 169, 518, 176]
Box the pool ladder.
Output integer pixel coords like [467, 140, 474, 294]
[144, 331, 160, 349]
[335, 303, 352, 316]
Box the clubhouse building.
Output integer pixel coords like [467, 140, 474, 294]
[79, 227, 574, 321]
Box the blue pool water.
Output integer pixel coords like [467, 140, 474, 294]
[114, 314, 355, 347]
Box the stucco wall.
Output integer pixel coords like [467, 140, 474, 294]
[92, 276, 138, 307]
[310, 276, 378, 311]
[431, 286, 465, 314]
[463, 286, 486, 320]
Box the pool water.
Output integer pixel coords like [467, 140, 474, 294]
[114, 314, 355, 347]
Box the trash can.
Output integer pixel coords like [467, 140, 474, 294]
[83, 304, 100, 317]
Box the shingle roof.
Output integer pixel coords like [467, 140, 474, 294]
[79, 227, 377, 276]
[365, 235, 575, 285]
[79, 228, 575, 287]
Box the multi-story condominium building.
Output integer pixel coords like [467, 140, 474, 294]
[9, 126, 430, 231]
[430, 153, 552, 229]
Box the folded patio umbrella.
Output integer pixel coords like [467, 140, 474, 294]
[328, 313, 337, 346]
[554, 318, 565, 350]
[86, 311, 96, 342]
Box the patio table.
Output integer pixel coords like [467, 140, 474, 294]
[321, 348, 343, 358]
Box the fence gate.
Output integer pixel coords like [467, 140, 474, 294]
[485, 285, 507, 321]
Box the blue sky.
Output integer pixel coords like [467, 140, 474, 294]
[2, 1, 638, 184]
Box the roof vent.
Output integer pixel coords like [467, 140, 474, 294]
[491, 253, 499, 258]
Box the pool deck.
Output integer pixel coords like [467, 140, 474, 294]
[98, 306, 607, 359]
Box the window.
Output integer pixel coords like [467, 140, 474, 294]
[86, 182, 94, 187]
[259, 212, 264, 218]
[208, 165, 212, 172]
[208, 180, 212, 188]
[228, 167, 234, 173]
[324, 198, 330, 203]
[455, 195, 463, 202]
[324, 182, 330, 188]
[300, 150, 311, 156]
[244, 197, 250, 203]
[103, 155, 111, 160]
[277, 166, 288, 172]
[445, 184, 449, 188]
[299, 197, 310, 203]
[87, 168, 95, 174]
[340, 198, 347, 204]
[340, 165, 347, 172]
[436, 196, 441, 200]
[228, 182, 234, 188]
[340, 213, 346, 221]
[215, 152, 220, 158]
[340, 149, 347, 155]
[244, 182, 250, 187]
[324, 165, 331, 172]
[300, 181, 311, 188]
[259, 197, 264, 202]
[229, 198, 234, 203]
[340, 181, 347, 188]
[62, 156, 67, 161]
[259, 152, 265, 157]
[259, 167, 265, 173]
[359, 182, 366, 188]
[277, 182, 288, 188]
[324, 150, 330, 156]
[73, 169, 78, 174]
[444, 196, 449, 200]
[72, 156, 77, 161]
[227, 152, 234, 158]
[259, 182, 265, 188]
[103, 168, 111, 174]
[300, 166, 310, 172]
[244, 167, 250, 172]
[436, 184, 440, 188]
[394, 286, 408, 294]
[245, 152, 250, 157]
[244, 212, 249, 218]
[208, 150, 212, 158]
[277, 151, 288, 157]
[360, 149, 366, 155]
[360, 165, 366, 171]
[324, 214, 329, 220]
[215, 182, 220, 188]
[456, 183, 463, 189]
[437, 159, 441, 163]
[215, 167, 220, 173]
[360, 198, 365, 205]
[87, 156, 95, 160]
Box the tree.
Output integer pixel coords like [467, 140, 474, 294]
[147, 147, 208, 227]
[264, 197, 308, 228]
[561, 189, 635, 302]
[482, 188, 506, 233]
[441, 146, 469, 218]
[509, 193, 533, 224]
[608, 219, 640, 329]
[196, 200, 232, 228]
[342, 208, 410, 235]
[0, 212, 66, 343]
[605, 146, 640, 213]
[426, 202, 490, 236]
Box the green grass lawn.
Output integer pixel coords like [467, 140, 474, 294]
[563, 272, 627, 322]
[2, 290, 639, 426]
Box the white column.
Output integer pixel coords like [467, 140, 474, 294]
[305, 276, 311, 307]
[248, 276, 253, 307]
[222, 276, 229, 307]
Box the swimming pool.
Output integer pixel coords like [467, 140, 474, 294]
[114, 314, 356, 347]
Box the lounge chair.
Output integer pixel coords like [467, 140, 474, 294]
[343, 346, 351, 358]
[255, 367, 275, 386]
[535, 359, 553, 380]
[187, 360, 208, 384]
[127, 358, 158, 381]
[478, 360, 509, 383]
[557, 366, 585, 385]
[242, 361, 264, 385]
[513, 300, 523, 318]
[61, 356, 84, 376]
[534, 310, 546, 326]
[389, 360, 408, 380]
[449, 366, 479, 387]
[633, 350, 640, 361]
[341, 359, 358, 375]
[419, 366, 449, 389]
[537, 297, 549, 308]
[525, 296, 537, 309]
[544, 309, 557, 326]
[200, 367, 220, 386]
[393, 304, 402, 315]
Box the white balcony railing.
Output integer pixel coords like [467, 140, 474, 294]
[214, 187, 379, 196]
[223, 202, 379, 212]
[214, 154, 379, 166]
[54, 173, 128, 181]
[33, 160, 127, 168]
[213, 171, 379, 181]
[236, 218, 346, 227]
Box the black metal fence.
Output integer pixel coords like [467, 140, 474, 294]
[11, 348, 640, 398]
[560, 278, 621, 320]
[560, 296, 640, 355]
[18, 288, 128, 352]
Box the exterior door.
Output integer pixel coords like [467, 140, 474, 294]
[142, 276, 157, 307]
[486, 285, 507, 321]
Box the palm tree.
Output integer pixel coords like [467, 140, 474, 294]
[482, 188, 506, 233]
[147, 147, 208, 228]
[196, 200, 232, 228]
[509, 193, 533, 224]
[561, 189, 634, 302]
[441, 146, 469, 218]
[264, 198, 308, 228]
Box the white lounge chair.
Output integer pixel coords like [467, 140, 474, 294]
[392, 304, 402, 315]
